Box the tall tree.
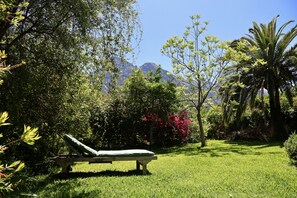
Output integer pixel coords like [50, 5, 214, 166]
[162, 15, 230, 147]
[222, 16, 297, 140]
[0, 0, 140, 173]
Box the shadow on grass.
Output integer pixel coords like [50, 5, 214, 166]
[9, 170, 148, 197]
[53, 169, 148, 180]
[225, 140, 284, 148]
[155, 140, 284, 157]
[19, 177, 98, 198]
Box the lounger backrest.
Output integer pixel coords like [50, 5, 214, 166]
[63, 134, 98, 157]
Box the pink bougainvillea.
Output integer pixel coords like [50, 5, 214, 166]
[143, 110, 192, 146]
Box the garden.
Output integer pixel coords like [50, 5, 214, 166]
[0, 1, 297, 197]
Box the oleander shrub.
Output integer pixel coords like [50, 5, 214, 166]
[284, 133, 297, 166]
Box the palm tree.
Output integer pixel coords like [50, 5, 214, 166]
[224, 16, 297, 140]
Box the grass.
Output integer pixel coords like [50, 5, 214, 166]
[14, 140, 297, 197]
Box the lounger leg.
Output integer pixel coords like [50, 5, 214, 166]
[136, 161, 141, 171]
[137, 160, 151, 175]
[142, 163, 148, 175]
[61, 163, 72, 173]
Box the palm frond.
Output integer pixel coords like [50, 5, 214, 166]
[276, 24, 297, 60]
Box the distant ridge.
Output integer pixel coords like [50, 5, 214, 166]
[103, 58, 174, 90]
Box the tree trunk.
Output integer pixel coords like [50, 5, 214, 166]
[267, 74, 286, 140]
[197, 109, 206, 147]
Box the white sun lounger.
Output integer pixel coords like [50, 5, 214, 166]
[51, 134, 157, 175]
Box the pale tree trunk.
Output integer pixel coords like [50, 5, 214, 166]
[197, 109, 206, 147]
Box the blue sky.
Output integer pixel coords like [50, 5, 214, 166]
[133, 0, 297, 71]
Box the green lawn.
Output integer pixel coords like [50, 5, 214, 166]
[17, 140, 297, 197]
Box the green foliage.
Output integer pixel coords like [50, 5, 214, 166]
[206, 106, 225, 139]
[228, 109, 270, 141]
[90, 95, 129, 148]
[0, 1, 28, 25]
[284, 133, 297, 166]
[280, 93, 295, 113]
[124, 67, 178, 119]
[0, 111, 9, 127]
[13, 140, 297, 197]
[206, 101, 271, 141]
[0, 160, 24, 193]
[293, 96, 297, 108]
[21, 125, 41, 145]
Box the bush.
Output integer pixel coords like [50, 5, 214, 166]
[226, 109, 270, 141]
[90, 96, 136, 149]
[284, 133, 297, 166]
[206, 106, 226, 139]
[188, 122, 200, 143]
[143, 111, 192, 147]
[90, 97, 191, 148]
[283, 108, 297, 135]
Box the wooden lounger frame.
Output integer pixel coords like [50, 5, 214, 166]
[52, 142, 157, 175]
[51, 154, 157, 175]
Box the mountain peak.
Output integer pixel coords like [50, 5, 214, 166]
[140, 62, 159, 73]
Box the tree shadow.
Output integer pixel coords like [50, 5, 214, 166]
[24, 178, 98, 198]
[53, 169, 148, 180]
[225, 140, 284, 148]
[10, 169, 149, 197]
[154, 140, 284, 157]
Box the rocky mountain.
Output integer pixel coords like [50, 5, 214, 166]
[140, 62, 175, 82]
[103, 58, 174, 90]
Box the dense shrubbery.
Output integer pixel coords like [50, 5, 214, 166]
[205, 105, 270, 140]
[90, 96, 140, 149]
[284, 133, 297, 166]
[90, 100, 192, 149]
[90, 68, 191, 148]
[283, 109, 297, 135]
[206, 106, 297, 141]
[228, 109, 270, 141]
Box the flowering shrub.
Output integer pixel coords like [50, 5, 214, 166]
[143, 111, 192, 146]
